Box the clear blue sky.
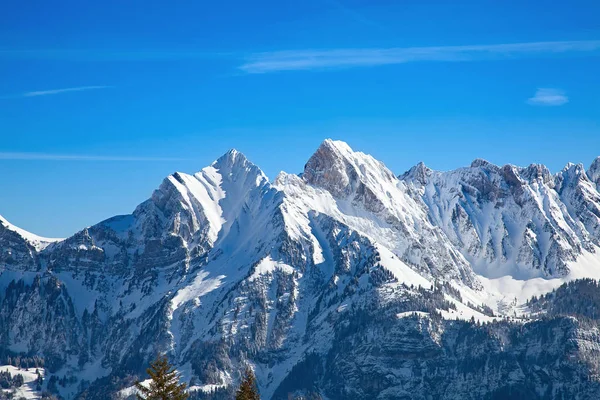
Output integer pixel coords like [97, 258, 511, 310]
[1, 0, 599, 237]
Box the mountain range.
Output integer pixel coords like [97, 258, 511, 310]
[2, 139, 600, 399]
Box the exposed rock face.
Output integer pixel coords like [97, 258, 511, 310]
[1, 140, 600, 400]
[399, 161, 432, 186]
[0, 275, 81, 369]
[0, 215, 59, 272]
[401, 158, 600, 279]
[301, 139, 477, 286]
[316, 314, 600, 400]
[0, 221, 39, 272]
[589, 157, 600, 189]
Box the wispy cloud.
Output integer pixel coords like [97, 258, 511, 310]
[22, 85, 111, 97]
[527, 88, 569, 106]
[0, 49, 235, 61]
[239, 40, 600, 73]
[0, 152, 187, 161]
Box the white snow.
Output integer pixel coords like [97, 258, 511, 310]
[171, 270, 225, 309]
[0, 215, 63, 251]
[118, 378, 151, 399]
[249, 256, 296, 281]
[0, 365, 45, 400]
[168, 168, 226, 244]
[375, 244, 431, 289]
[397, 311, 429, 319]
[473, 247, 600, 316]
[440, 296, 498, 323]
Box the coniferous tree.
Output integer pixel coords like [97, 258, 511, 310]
[235, 368, 260, 400]
[135, 354, 189, 400]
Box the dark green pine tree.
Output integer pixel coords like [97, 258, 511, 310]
[235, 368, 260, 400]
[135, 354, 189, 400]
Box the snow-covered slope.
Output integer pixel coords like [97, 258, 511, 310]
[295, 139, 477, 286]
[2, 140, 600, 399]
[0, 215, 62, 251]
[401, 158, 600, 280]
[0, 365, 45, 399]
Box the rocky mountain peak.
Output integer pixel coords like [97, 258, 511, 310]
[499, 164, 524, 187]
[133, 149, 273, 249]
[399, 162, 432, 185]
[560, 162, 588, 177]
[588, 156, 600, 188]
[212, 148, 269, 188]
[302, 139, 396, 198]
[470, 158, 498, 170]
[556, 162, 589, 191]
[302, 139, 357, 197]
[521, 163, 553, 184]
[214, 148, 246, 169]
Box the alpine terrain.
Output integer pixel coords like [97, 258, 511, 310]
[2, 140, 600, 399]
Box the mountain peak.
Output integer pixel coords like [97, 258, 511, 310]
[521, 163, 553, 184]
[556, 162, 591, 193]
[470, 158, 498, 170]
[303, 139, 395, 198]
[212, 148, 269, 184]
[134, 148, 271, 247]
[400, 162, 432, 185]
[214, 148, 246, 167]
[561, 162, 587, 178]
[588, 156, 600, 188]
[320, 138, 354, 155]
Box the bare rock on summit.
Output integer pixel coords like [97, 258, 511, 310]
[589, 156, 600, 189]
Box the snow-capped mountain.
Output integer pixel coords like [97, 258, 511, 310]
[2, 140, 600, 400]
[400, 157, 600, 280]
[297, 140, 476, 286]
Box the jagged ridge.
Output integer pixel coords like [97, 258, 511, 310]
[1, 140, 600, 400]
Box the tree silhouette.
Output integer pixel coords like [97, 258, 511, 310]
[135, 354, 188, 400]
[235, 368, 260, 400]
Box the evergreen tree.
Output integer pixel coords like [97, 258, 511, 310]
[135, 354, 189, 400]
[235, 368, 260, 400]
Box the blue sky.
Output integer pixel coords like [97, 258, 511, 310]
[1, 0, 599, 237]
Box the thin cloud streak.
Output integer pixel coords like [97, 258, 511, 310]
[527, 88, 569, 106]
[23, 86, 111, 97]
[240, 40, 600, 73]
[0, 49, 237, 61]
[0, 152, 188, 162]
